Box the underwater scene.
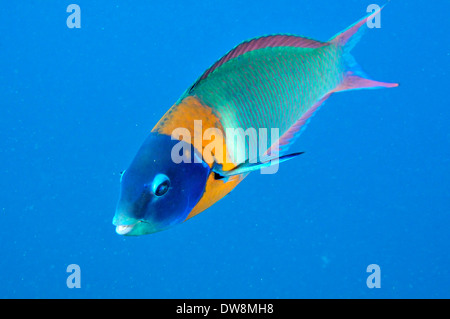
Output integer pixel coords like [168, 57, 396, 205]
[1, 0, 449, 299]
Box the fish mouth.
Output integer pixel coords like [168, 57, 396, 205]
[115, 223, 138, 235]
[113, 216, 163, 236]
[114, 220, 156, 236]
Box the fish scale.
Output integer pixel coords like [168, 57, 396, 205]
[187, 44, 342, 160]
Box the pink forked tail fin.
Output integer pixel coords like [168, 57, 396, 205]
[334, 71, 399, 92]
[330, 3, 385, 50]
[330, 3, 399, 92]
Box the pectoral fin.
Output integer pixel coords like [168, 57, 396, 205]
[213, 152, 304, 180]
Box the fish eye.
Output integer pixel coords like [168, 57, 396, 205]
[152, 174, 170, 197]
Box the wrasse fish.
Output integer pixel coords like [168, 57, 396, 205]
[113, 7, 397, 235]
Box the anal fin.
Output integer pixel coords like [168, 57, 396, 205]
[266, 93, 332, 156]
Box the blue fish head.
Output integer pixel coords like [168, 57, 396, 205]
[113, 133, 210, 235]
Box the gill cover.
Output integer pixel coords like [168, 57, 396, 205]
[113, 133, 210, 235]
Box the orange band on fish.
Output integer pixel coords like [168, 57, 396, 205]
[151, 96, 244, 220]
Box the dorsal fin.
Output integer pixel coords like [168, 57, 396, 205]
[188, 34, 328, 93]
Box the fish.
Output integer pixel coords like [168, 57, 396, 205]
[113, 6, 398, 236]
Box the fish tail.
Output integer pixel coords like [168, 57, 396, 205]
[330, 4, 398, 91]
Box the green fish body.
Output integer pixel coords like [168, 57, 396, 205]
[113, 7, 397, 235]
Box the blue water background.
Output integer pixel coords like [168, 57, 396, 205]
[1, 0, 449, 298]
